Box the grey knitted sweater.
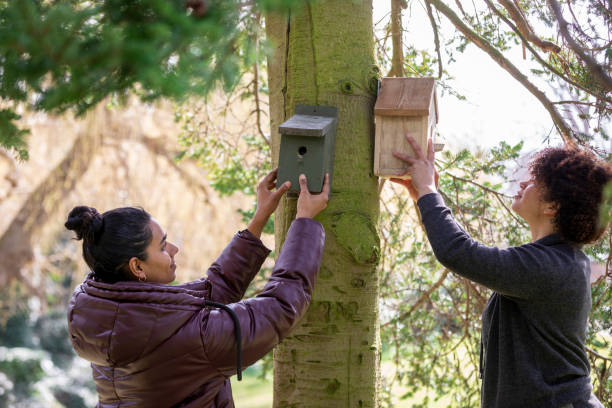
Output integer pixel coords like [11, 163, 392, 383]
[417, 193, 602, 408]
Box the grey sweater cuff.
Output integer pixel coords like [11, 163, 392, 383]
[417, 192, 444, 214]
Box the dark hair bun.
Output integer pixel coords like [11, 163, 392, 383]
[65, 206, 103, 243]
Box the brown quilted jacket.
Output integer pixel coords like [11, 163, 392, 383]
[67, 218, 325, 407]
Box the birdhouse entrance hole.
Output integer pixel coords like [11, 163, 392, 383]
[298, 146, 307, 157]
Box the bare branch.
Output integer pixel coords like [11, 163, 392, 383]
[497, 0, 561, 53]
[586, 346, 612, 362]
[0, 108, 101, 286]
[0, 148, 19, 204]
[445, 172, 528, 228]
[424, 0, 444, 79]
[453, 0, 470, 21]
[251, 13, 272, 150]
[388, 0, 406, 77]
[123, 136, 212, 203]
[382, 268, 450, 327]
[427, 0, 577, 146]
[548, 0, 612, 92]
[551, 100, 601, 107]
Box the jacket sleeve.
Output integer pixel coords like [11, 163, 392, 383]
[201, 217, 325, 376]
[205, 229, 271, 304]
[417, 192, 571, 299]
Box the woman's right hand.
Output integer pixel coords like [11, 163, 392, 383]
[391, 135, 438, 200]
[296, 173, 330, 219]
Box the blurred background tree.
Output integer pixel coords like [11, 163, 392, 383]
[0, 0, 610, 407]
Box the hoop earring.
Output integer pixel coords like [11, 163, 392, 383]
[138, 274, 146, 282]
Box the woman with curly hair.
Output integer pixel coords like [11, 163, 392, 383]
[65, 169, 329, 407]
[392, 136, 610, 408]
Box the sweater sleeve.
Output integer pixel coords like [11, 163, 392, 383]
[417, 192, 567, 299]
[201, 218, 325, 376]
[205, 229, 271, 304]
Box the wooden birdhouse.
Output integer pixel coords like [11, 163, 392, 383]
[373, 77, 439, 179]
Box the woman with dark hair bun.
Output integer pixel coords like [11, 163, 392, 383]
[65, 206, 153, 283]
[392, 136, 610, 408]
[66, 169, 329, 407]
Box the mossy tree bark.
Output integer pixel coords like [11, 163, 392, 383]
[266, 1, 381, 406]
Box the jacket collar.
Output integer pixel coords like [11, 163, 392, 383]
[82, 272, 212, 307]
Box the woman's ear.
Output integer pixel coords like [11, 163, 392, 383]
[542, 201, 558, 217]
[128, 257, 145, 280]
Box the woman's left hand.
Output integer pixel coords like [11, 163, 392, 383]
[248, 168, 290, 238]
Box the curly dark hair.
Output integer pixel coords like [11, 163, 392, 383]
[529, 147, 612, 244]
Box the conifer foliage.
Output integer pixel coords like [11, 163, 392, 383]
[0, 0, 292, 159]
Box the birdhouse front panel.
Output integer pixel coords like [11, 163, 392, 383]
[374, 115, 429, 179]
[373, 77, 439, 179]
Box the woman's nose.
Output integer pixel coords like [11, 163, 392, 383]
[170, 242, 179, 256]
[519, 180, 528, 189]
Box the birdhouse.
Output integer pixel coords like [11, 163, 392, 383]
[276, 105, 337, 194]
[373, 77, 439, 179]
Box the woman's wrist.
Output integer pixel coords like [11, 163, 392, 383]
[417, 185, 438, 199]
[247, 211, 269, 238]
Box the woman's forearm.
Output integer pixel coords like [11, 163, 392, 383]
[247, 211, 269, 239]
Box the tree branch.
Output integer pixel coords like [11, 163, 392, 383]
[0, 148, 19, 204]
[547, 0, 612, 92]
[388, 0, 406, 77]
[586, 346, 612, 362]
[428, 0, 576, 146]
[251, 13, 272, 149]
[382, 268, 450, 327]
[497, 0, 561, 53]
[445, 172, 528, 228]
[425, 0, 444, 79]
[131, 136, 212, 203]
[551, 100, 601, 108]
[0, 108, 101, 286]
[482, 0, 612, 104]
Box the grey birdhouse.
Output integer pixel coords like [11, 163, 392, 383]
[276, 105, 337, 193]
[374, 77, 440, 179]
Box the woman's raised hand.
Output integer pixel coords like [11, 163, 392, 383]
[248, 168, 290, 238]
[391, 135, 438, 201]
[296, 173, 330, 219]
[255, 168, 291, 218]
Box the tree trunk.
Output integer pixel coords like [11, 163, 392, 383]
[266, 2, 381, 406]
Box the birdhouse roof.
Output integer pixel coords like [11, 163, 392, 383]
[279, 114, 335, 137]
[374, 77, 438, 123]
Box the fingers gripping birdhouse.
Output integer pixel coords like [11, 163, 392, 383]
[374, 77, 440, 179]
